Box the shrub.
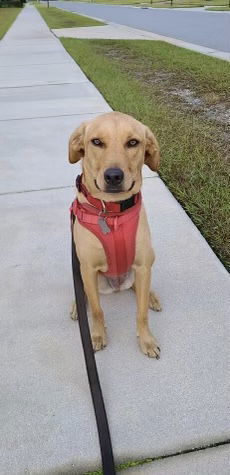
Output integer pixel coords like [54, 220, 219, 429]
[0, 0, 25, 7]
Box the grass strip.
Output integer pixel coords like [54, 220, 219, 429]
[36, 5, 105, 28]
[98, 40, 230, 98]
[157, 0, 228, 4]
[64, 0, 157, 4]
[69, 0, 228, 5]
[0, 7, 22, 39]
[60, 38, 230, 270]
[72, 0, 161, 4]
[149, 4, 205, 7]
[206, 6, 230, 10]
[150, 0, 228, 5]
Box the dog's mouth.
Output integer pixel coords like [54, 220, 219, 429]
[94, 179, 135, 194]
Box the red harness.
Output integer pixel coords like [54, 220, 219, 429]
[70, 175, 141, 282]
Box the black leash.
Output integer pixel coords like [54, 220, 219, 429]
[71, 221, 116, 475]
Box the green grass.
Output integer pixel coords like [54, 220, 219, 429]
[151, 0, 229, 5]
[0, 7, 21, 39]
[160, 0, 228, 4]
[36, 5, 105, 28]
[66, 0, 159, 4]
[58, 38, 230, 270]
[85, 457, 156, 474]
[149, 0, 228, 7]
[206, 6, 230, 9]
[69, 0, 229, 6]
[84, 457, 154, 474]
[150, 3, 204, 7]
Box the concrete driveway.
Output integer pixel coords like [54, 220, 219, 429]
[0, 6, 229, 474]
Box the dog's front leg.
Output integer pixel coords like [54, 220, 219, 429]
[134, 265, 160, 358]
[80, 265, 107, 351]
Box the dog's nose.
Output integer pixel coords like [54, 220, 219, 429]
[104, 168, 124, 186]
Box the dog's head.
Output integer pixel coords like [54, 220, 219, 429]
[69, 111, 160, 201]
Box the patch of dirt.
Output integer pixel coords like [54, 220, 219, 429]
[204, 103, 230, 125]
[169, 87, 230, 125]
[103, 46, 230, 156]
[171, 88, 203, 106]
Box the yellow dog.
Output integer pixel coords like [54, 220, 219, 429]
[69, 112, 161, 358]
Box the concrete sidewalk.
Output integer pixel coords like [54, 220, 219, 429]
[0, 6, 229, 474]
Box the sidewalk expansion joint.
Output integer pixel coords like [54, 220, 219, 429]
[0, 61, 73, 68]
[0, 111, 107, 122]
[145, 438, 230, 466]
[0, 185, 74, 196]
[112, 439, 230, 473]
[0, 178, 158, 196]
[0, 81, 88, 90]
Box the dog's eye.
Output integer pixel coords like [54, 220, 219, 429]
[91, 138, 103, 147]
[127, 139, 139, 147]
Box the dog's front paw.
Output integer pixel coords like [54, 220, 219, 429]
[70, 300, 78, 320]
[92, 329, 107, 352]
[149, 292, 162, 312]
[139, 331, 160, 359]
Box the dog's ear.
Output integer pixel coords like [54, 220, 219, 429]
[68, 122, 87, 164]
[144, 126, 160, 171]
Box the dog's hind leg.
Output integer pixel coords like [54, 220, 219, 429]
[149, 291, 162, 312]
[70, 300, 78, 320]
[132, 284, 162, 312]
[70, 294, 89, 321]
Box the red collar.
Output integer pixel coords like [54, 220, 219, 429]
[76, 174, 140, 214]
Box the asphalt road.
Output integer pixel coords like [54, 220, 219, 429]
[52, 2, 230, 52]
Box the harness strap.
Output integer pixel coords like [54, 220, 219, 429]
[72, 197, 141, 227]
[71, 222, 116, 475]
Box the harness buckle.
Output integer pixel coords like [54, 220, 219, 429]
[100, 200, 106, 213]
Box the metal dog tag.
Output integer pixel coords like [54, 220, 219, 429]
[98, 217, 111, 234]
